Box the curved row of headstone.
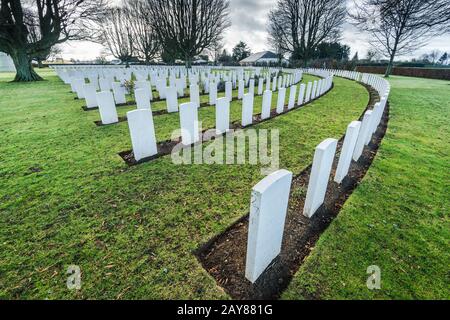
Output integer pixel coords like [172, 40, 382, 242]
[94, 69, 303, 124]
[126, 70, 334, 162]
[53, 65, 298, 106]
[244, 69, 390, 284]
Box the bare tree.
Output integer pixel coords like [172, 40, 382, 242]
[124, 0, 160, 64]
[94, 7, 135, 63]
[146, 0, 231, 68]
[210, 39, 224, 65]
[350, 0, 450, 77]
[428, 50, 442, 65]
[0, 0, 105, 81]
[267, 0, 346, 66]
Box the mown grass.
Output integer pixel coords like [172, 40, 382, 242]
[283, 76, 450, 300]
[0, 69, 369, 299]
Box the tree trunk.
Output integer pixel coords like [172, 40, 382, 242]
[185, 55, 192, 69]
[38, 59, 44, 69]
[385, 52, 396, 78]
[11, 49, 43, 82]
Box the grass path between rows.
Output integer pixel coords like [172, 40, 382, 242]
[283, 76, 450, 300]
[0, 69, 370, 299]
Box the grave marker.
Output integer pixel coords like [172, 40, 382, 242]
[127, 109, 158, 161]
[303, 138, 338, 218]
[334, 121, 361, 184]
[97, 91, 119, 125]
[245, 169, 293, 283]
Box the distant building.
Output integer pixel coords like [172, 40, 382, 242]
[239, 51, 287, 66]
[0, 52, 16, 72]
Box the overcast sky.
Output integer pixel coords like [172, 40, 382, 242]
[60, 0, 450, 61]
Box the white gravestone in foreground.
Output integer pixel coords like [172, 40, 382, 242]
[303, 138, 338, 218]
[245, 169, 293, 284]
[215, 97, 230, 135]
[242, 93, 254, 127]
[83, 84, 98, 109]
[190, 84, 200, 108]
[135, 88, 151, 110]
[288, 85, 297, 110]
[276, 87, 286, 114]
[179, 102, 199, 146]
[127, 109, 158, 162]
[166, 86, 179, 113]
[261, 90, 272, 120]
[298, 83, 306, 106]
[353, 110, 373, 162]
[96, 91, 119, 125]
[334, 121, 361, 184]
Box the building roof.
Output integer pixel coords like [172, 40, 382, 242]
[240, 51, 278, 63]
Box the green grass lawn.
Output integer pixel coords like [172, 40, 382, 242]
[0, 69, 368, 299]
[1, 69, 446, 300]
[283, 76, 450, 300]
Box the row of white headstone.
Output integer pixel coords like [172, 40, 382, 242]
[88, 69, 303, 124]
[70, 70, 301, 115]
[244, 74, 390, 284]
[126, 74, 333, 161]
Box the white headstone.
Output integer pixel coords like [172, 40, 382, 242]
[276, 87, 286, 114]
[179, 102, 199, 146]
[305, 82, 312, 102]
[190, 84, 200, 108]
[97, 91, 119, 125]
[135, 88, 151, 110]
[311, 81, 318, 100]
[261, 90, 272, 120]
[209, 81, 217, 106]
[112, 82, 126, 104]
[242, 93, 254, 127]
[245, 169, 293, 283]
[83, 84, 98, 109]
[127, 109, 158, 161]
[257, 78, 264, 96]
[0, 52, 16, 72]
[99, 78, 112, 92]
[334, 121, 361, 184]
[303, 138, 338, 218]
[225, 81, 233, 102]
[288, 85, 297, 110]
[249, 79, 255, 95]
[216, 97, 230, 135]
[298, 84, 306, 106]
[238, 80, 245, 100]
[166, 86, 178, 113]
[74, 78, 86, 99]
[353, 111, 373, 162]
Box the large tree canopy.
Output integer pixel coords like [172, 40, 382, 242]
[267, 0, 346, 66]
[146, 0, 231, 68]
[350, 0, 450, 77]
[0, 0, 104, 81]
